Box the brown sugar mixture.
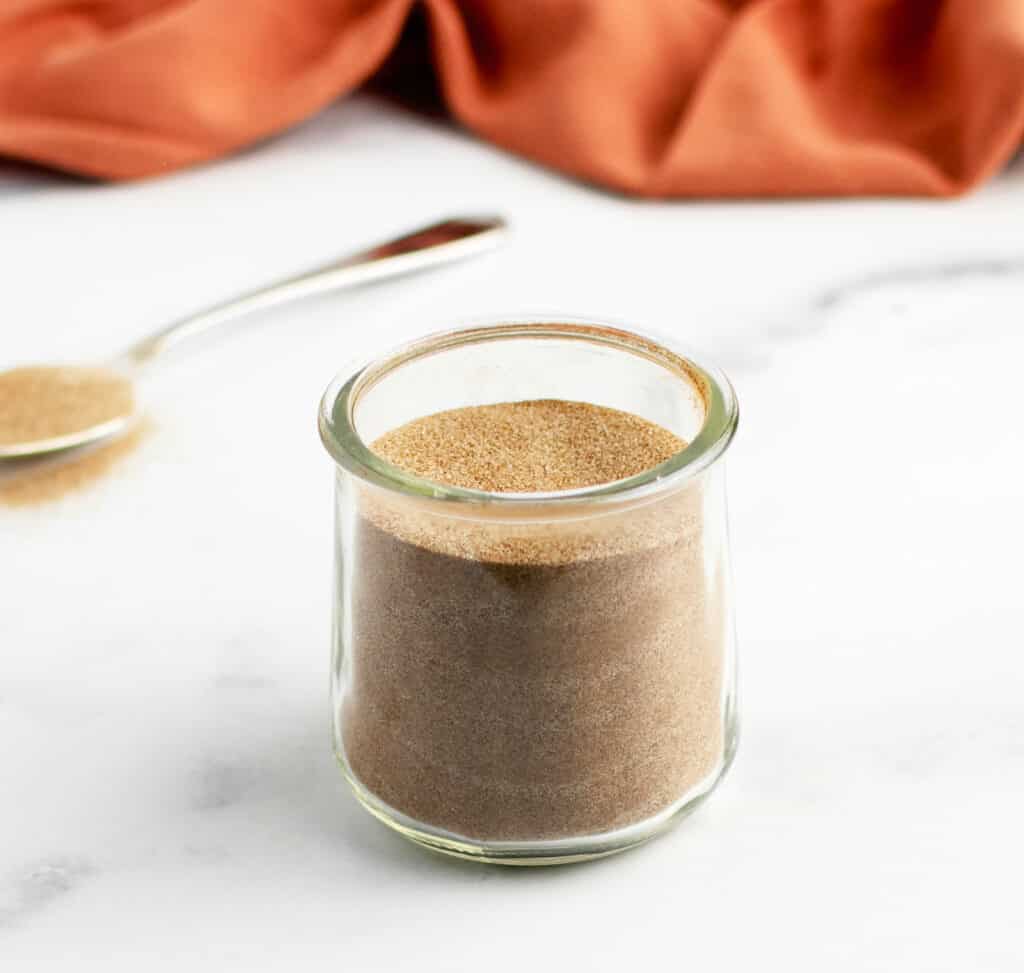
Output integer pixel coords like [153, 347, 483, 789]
[0, 365, 134, 446]
[341, 400, 728, 841]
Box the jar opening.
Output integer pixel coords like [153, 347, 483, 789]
[318, 319, 738, 508]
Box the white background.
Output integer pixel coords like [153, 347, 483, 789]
[2, 96, 1022, 970]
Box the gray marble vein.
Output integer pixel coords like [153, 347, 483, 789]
[0, 859, 95, 933]
[814, 257, 1024, 310]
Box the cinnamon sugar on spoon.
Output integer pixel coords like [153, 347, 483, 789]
[0, 365, 134, 446]
[0, 365, 141, 506]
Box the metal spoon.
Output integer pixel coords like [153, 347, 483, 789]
[0, 216, 507, 460]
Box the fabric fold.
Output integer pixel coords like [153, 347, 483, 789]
[0, 0, 1021, 195]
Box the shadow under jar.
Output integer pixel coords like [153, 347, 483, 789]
[318, 319, 739, 865]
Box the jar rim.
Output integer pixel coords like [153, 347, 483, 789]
[318, 317, 738, 508]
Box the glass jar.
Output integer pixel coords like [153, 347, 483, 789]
[318, 319, 739, 865]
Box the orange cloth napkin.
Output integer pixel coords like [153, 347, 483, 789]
[1, 0, 1022, 196]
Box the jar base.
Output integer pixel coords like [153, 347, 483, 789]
[336, 724, 738, 866]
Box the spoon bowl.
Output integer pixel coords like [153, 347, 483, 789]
[0, 362, 136, 459]
[0, 413, 135, 460]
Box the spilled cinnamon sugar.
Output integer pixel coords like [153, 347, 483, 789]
[0, 423, 147, 508]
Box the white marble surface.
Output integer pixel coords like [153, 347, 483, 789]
[2, 96, 1023, 970]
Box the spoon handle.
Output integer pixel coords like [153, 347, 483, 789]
[118, 216, 508, 369]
